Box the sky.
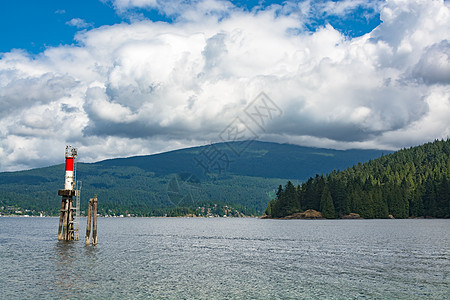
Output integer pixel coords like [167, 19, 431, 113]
[0, 0, 449, 172]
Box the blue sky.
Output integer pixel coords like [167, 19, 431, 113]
[0, 0, 449, 171]
[0, 0, 120, 53]
[1, 0, 380, 53]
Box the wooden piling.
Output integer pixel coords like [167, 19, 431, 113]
[85, 198, 93, 245]
[68, 200, 74, 240]
[85, 196, 98, 246]
[62, 199, 69, 240]
[92, 197, 98, 246]
[57, 199, 65, 240]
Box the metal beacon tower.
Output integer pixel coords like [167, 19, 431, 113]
[57, 146, 81, 241]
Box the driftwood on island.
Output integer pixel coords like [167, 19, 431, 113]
[340, 213, 362, 219]
[263, 210, 365, 220]
[282, 209, 325, 219]
[261, 209, 325, 219]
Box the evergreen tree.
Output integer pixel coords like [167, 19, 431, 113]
[436, 176, 449, 217]
[265, 199, 276, 216]
[409, 185, 424, 217]
[276, 185, 283, 198]
[271, 181, 301, 217]
[320, 185, 335, 218]
[372, 188, 388, 218]
[269, 139, 449, 219]
[423, 177, 437, 216]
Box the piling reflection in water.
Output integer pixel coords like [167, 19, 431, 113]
[53, 239, 100, 298]
[53, 241, 78, 295]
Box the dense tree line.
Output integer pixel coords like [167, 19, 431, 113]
[267, 139, 450, 218]
[0, 167, 281, 216]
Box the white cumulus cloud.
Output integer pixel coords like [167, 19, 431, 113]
[0, 0, 449, 171]
[66, 18, 93, 29]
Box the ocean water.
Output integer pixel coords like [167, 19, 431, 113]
[0, 217, 448, 299]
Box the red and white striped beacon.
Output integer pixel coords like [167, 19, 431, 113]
[64, 146, 77, 190]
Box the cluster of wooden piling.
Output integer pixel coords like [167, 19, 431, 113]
[85, 196, 98, 246]
[57, 191, 77, 241]
[58, 191, 98, 245]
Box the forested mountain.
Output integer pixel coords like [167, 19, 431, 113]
[267, 139, 450, 219]
[97, 141, 388, 180]
[0, 141, 388, 217]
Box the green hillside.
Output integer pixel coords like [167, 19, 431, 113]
[267, 139, 450, 219]
[98, 141, 389, 179]
[0, 141, 389, 217]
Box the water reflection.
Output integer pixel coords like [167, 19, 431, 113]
[84, 243, 99, 270]
[52, 241, 81, 298]
[51, 240, 102, 298]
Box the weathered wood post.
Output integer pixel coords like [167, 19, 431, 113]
[57, 198, 66, 240]
[85, 196, 98, 246]
[62, 198, 69, 240]
[68, 200, 74, 240]
[85, 198, 93, 245]
[92, 197, 98, 246]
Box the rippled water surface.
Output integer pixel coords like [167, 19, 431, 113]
[0, 217, 449, 299]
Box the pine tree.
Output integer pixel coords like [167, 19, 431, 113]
[372, 188, 388, 218]
[320, 185, 335, 219]
[436, 176, 449, 217]
[284, 181, 300, 215]
[409, 185, 424, 217]
[271, 181, 299, 217]
[423, 177, 437, 217]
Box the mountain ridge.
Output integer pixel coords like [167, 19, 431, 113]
[95, 141, 390, 179]
[0, 141, 391, 216]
